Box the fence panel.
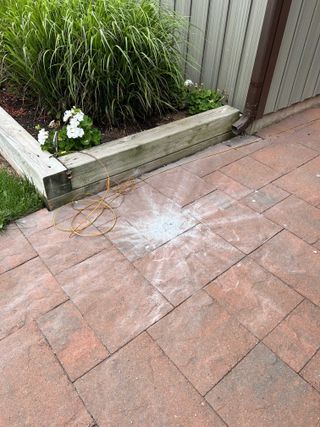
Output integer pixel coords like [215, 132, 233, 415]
[159, 0, 268, 111]
[231, 0, 268, 109]
[265, 0, 320, 114]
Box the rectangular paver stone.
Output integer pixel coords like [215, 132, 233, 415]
[206, 258, 302, 339]
[16, 205, 76, 237]
[0, 324, 92, 427]
[38, 301, 109, 381]
[58, 248, 172, 352]
[264, 195, 320, 244]
[251, 230, 320, 306]
[182, 149, 244, 177]
[0, 224, 37, 273]
[28, 221, 110, 275]
[264, 300, 320, 371]
[0, 258, 67, 340]
[252, 139, 317, 174]
[75, 333, 226, 427]
[256, 108, 320, 138]
[301, 350, 320, 392]
[186, 190, 281, 254]
[99, 217, 157, 262]
[109, 184, 197, 248]
[146, 167, 214, 206]
[235, 139, 272, 155]
[240, 184, 289, 213]
[206, 343, 320, 427]
[134, 224, 243, 305]
[204, 171, 252, 200]
[280, 119, 320, 153]
[221, 156, 281, 189]
[274, 156, 320, 206]
[149, 291, 257, 395]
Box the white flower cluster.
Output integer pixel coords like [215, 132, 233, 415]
[63, 107, 85, 139]
[184, 79, 194, 88]
[38, 128, 49, 146]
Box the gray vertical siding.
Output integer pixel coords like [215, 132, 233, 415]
[265, 0, 320, 114]
[159, 0, 268, 111]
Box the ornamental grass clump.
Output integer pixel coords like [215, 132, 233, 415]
[0, 0, 185, 125]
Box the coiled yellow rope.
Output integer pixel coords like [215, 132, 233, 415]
[52, 151, 136, 237]
[52, 141, 244, 238]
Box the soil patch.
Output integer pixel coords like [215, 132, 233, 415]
[0, 86, 48, 138]
[0, 85, 188, 144]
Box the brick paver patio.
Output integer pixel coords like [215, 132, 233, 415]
[1, 108, 320, 426]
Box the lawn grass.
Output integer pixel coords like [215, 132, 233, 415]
[0, 168, 43, 230]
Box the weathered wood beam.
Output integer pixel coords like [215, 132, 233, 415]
[0, 105, 239, 210]
[0, 107, 70, 202]
[61, 106, 239, 191]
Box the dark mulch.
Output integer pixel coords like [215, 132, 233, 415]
[0, 85, 188, 144]
[0, 86, 48, 138]
[103, 109, 187, 143]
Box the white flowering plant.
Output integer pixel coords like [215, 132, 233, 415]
[36, 107, 101, 155]
[182, 79, 223, 116]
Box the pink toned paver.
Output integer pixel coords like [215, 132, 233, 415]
[1, 110, 320, 426]
[0, 257, 67, 340]
[16, 205, 76, 237]
[149, 291, 257, 395]
[263, 300, 320, 372]
[145, 166, 214, 206]
[0, 323, 92, 426]
[99, 216, 157, 262]
[134, 223, 243, 305]
[274, 155, 320, 206]
[28, 221, 110, 275]
[264, 194, 320, 244]
[251, 138, 317, 173]
[221, 155, 281, 189]
[58, 248, 172, 352]
[75, 333, 226, 427]
[233, 137, 271, 155]
[240, 183, 289, 213]
[182, 147, 244, 177]
[206, 343, 320, 427]
[251, 230, 320, 306]
[185, 190, 281, 254]
[104, 183, 197, 248]
[206, 258, 302, 339]
[277, 118, 320, 152]
[301, 350, 320, 392]
[256, 107, 320, 138]
[0, 224, 37, 273]
[204, 170, 252, 200]
[38, 301, 109, 381]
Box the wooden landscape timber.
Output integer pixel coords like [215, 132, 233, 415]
[0, 105, 239, 209]
[0, 107, 70, 202]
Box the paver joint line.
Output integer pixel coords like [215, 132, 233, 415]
[38, 321, 101, 426]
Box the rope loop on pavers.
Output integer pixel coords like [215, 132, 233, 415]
[53, 151, 136, 237]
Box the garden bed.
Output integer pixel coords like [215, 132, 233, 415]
[0, 85, 188, 143]
[0, 105, 239, 209]
[0, 0, 241, 209]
